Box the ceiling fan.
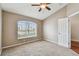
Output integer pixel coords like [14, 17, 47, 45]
[32, 3, 51, 12]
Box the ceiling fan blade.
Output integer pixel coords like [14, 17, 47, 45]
[32, 4, 40, 6]
[46, 3, 51, 4]
[39, 8, 42, 12]
[46, 6, 51, 10]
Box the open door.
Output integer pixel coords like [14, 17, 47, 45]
[58, 18, 71, 48]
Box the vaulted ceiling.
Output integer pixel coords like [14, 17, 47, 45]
[1, 3, 67, 20]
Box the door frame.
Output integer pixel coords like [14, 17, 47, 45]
[68, 11, 79, 48]
[68, 11, 79, 18]
[58, 17, 71, 48]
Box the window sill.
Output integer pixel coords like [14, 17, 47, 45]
[18, 35, 37, 39]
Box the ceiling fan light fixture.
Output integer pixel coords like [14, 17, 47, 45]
[32, 3, 51, 12]
[40, 4, 47, 9]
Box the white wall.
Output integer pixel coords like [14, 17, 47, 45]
[0, 5, 2, 55]
[43, 7, 66, 44]
[70, 14, 79, 42]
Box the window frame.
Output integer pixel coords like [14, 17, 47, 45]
[17, 20, 37, 39]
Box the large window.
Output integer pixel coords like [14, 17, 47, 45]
[17, 21, 37, 39]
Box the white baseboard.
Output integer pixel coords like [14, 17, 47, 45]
[72, 40, 79, 42]
[44, 39, 58, 45]
[0, 49, 2, 56]
[2, 39, 41, 49]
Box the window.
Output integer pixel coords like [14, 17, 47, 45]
[17, 21, 37, 39]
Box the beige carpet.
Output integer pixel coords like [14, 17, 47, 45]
[1, 41, 79, 56]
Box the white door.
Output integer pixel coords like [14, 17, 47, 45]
[58, 18, 71, 48]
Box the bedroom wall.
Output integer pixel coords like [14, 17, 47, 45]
[2, 11, 43, 47]
[43, 7, 67, 44]
[70, 14, 79, 42]
[67, 4, 79, 42]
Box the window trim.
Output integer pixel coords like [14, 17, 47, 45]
[17, 20, 37, 39]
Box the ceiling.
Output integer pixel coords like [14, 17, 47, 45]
[0, 3, 67, 20]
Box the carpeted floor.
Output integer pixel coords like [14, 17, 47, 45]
[1, 41, 79, 56]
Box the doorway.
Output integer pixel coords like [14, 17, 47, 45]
[69, 13, 79, 54]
